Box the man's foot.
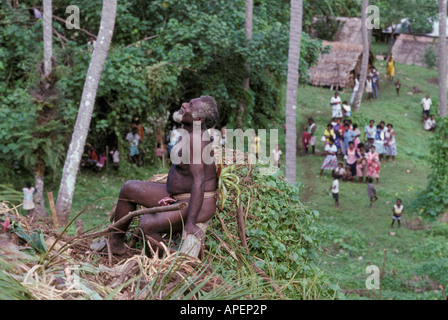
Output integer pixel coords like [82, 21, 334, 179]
[109, 239, 128, 255]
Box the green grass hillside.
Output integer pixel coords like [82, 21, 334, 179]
[296, 58, 448, 300]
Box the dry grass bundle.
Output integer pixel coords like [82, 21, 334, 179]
[0, 200, 230, 300]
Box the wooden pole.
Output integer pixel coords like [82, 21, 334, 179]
[106, 145, 109, 170]
[79, 202, 188, 239]
[47, 192, 58, 229]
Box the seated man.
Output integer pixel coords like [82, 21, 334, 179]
[109, 96, 219, 255]
[424, 114, 436, 132]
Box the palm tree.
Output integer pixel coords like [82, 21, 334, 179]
[55, 0, 117, 226]
[285, 0, 303, 184]
[353, 0, 370, 112]
[236, 0, 253, 129]
[33, 0, 53, 217]
[439, 0, 447, 117]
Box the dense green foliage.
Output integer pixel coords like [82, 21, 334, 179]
[0, 0, 329, 185]
[413, 117, 448, 217]
[210, 165, 339, 299]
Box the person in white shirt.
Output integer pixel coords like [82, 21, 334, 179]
[22, 182, 36, 215]
[391, 199, 404, 229]
[350, 75, 360, 105]
[342, 101, 352, 118]
[420, 94, 432, 123]
[330, 92, 342, 118]
[126, 127, 140, 163]
[272, 144, 282, 168]
[110, 146, 120, 170]
[330, 173, 340, 208]
[363, 120, 376, 141]
[424, 114, 436, 132]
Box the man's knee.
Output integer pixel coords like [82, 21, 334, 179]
[120, 180, 140, 199]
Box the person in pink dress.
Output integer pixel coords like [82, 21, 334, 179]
[366, 145, 381, 184]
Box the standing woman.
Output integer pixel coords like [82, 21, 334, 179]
[345, 141, 358, 177]
[386, 55, 395, 81]
[323, 123, 335, 145]
[373, 124, 385, 161]
[320, 138, 338, 176]
[366, 145, 381, 184]
[384, 123, 397, 164]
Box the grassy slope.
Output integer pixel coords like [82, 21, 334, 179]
[49, 43, 447, 300]
[295, 47, 446, 300]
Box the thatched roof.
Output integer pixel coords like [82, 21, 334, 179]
[333, 17, 363, 45]
[391, 34, 437, 67]
[308, 41, 364, 88]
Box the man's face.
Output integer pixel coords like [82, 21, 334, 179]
[173, 98, 203, 124]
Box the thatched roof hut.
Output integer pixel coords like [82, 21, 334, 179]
[333, 17, 363, 45]
[391, 34, 437, 67]
[309, 17, 374, 89]
[308, 41, 365, 89]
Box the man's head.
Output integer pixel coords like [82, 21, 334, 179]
[431, 114, 435, 120]
[426, 94, 430, 99]
[308, 117, 314, 124]
[334, 92, 339, 97]
[173, 96, 218, 130]
[369, 120, 375, 126]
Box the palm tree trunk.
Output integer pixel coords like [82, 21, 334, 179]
[353, 0, 370, 112]
[55, 0, 117, 226]
[236, 0, 253, 129]
[438, 0, 447, 117]
[43, 0, 52, 76]
[285, 0, 303, 184]
[32, 0, 53, 217]
[33, 167, 47, 217]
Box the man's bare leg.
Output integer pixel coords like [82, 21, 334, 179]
[109, 181, 169, 255]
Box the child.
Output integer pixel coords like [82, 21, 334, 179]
[334, 162, 346, 179]
[395, 79, 401, 96]
[343, 165, 354, 182]
[342, 101, 352, 118]
[110, 146, 120, 170]
[330, 173, 340, 208]
[367, 177, 378, 208]
[391, 199, 404, 228]
[22, 182, 36, 215]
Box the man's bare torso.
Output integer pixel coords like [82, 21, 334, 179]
[166, 132, 216, 195]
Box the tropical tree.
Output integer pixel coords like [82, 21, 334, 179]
[285, 0, 303, 184]
[439, 0, 447, 117]
[353, 0, 370, 112]
[236, 0, 253, 129]
[32, 0, 53, 217]
[55, 0, 118, 226]
[375, 0, 438, 54]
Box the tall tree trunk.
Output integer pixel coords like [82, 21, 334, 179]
[285, 0, 303, 184]
[353, 0, 370, 112]
[43, 0, 52, 76]
[439, 0, 447, 117]
[32, 0, 53, 217]
[55, 0, 117, 226]
[236, 0, 253, 129]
